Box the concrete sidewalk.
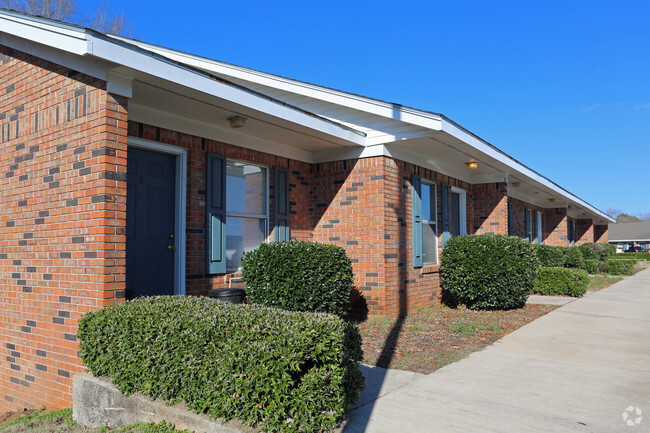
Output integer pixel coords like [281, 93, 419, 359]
[344, 268, 650, 433]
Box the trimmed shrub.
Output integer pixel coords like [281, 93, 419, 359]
[579, 243, 616, 261]
[532, 267, 589, 297]
[532, 244, 566, 267]
[604, 260, 635, 275]
[77, 297, 364, 433]
[564, 247, 584, 269]
[602, 243, 617, 258]
[440, 234, 539, 310]
[614, 252, 650, 261]
[582, 259, 600, 274]
[241, 240, 354, 317]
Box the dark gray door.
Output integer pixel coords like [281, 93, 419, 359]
[126, 147, 176, 299]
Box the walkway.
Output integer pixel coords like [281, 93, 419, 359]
[344, 268, 650, 433]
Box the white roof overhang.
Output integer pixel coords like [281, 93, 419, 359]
[0, 10, 366, 157]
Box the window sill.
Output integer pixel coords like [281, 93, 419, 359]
[421, 264, 439, 274]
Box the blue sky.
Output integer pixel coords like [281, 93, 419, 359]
[82, 0, 649, 217]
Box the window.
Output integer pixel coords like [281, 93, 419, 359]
[411, 175, 438, 267]
[421, 183, 438, 265]
[450, 187, 467, 237]
[536, 211, 543, 244]
[206, 154, 288, 274]
[567, 220, 577, 246]
[525, 208, 533, 242]
[225, 161, 268, 269]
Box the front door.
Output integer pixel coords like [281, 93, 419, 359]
[126, 147, 176, 299]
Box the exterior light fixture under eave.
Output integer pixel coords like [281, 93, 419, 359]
[548, 198, 556, 203]
[228, 115, 247, 128]
[511, 182, 521, 187]
[465, 161, 478, 170]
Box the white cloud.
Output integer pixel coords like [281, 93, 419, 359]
[633, 103, 650, 110]
[582, 103, 601, 112]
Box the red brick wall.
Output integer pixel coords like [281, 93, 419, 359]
[575, 219, 594, 245]
[594, 225, 608, 243]
[0, 46, 128, 411]
[544, 207, 568, 246]
[470, 183, 508, 235]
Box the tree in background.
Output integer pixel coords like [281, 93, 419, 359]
[605, 208, 650, 223]
[0, 0, 135, 36]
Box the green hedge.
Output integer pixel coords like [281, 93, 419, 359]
[564, 247, 584, 269]
[532, 267, 589, 297]
[579, 243, 615, 261]
[77, 297, 364, 433]
[532, 244, 566, 267]
[241, 241, 354, 317]
[582, 259, 600, 274]
[611, 252, 650, 261]
[604, 260, 635, 275]
[440, 234, 539, 310]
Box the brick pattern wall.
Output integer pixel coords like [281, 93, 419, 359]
[470, 182, 508, 235]
[575, 219, 594, 245]
[594, 225, 608, 243]
[0, 46, 128, 411]
[544, 207, 568, 246]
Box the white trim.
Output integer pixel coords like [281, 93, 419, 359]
[0, 11, 365, 146]
[451, 186, 467, 236]
[441, 119, 613, 222]
[127, 137, 187, 296]
[85, 35, 366, 146]
[108, 35, 447, 132]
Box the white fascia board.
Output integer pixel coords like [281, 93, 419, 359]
[109, 36, 446, 132]
[441, 118, 614, 222]
[0, 31, 111, 80]
[0, 12, 87, 55]
[86, 35, 366, 146]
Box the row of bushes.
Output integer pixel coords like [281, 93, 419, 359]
[440, 235, 634, 309]
[532, 267, 589, 297]
[77, 296, 364, 433]
[533, 243, 634, 275]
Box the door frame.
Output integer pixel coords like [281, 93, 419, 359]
[128, 136, 187, 295]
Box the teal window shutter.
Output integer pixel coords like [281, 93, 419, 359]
[206, 153, 226, 274]
[508, 201, 514, 235]
[274, 167, 290, 242]
[441, 183, 451, 246]
[411, 174, 422, 267]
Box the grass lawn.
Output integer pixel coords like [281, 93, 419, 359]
[587, 274, 623, 291]
[0, 408, 190, 433]
[357, 303, 558, 374]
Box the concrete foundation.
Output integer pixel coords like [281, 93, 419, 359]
[72, 373, 256, 432]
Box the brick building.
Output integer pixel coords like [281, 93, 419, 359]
[0, 10, 613, 410]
